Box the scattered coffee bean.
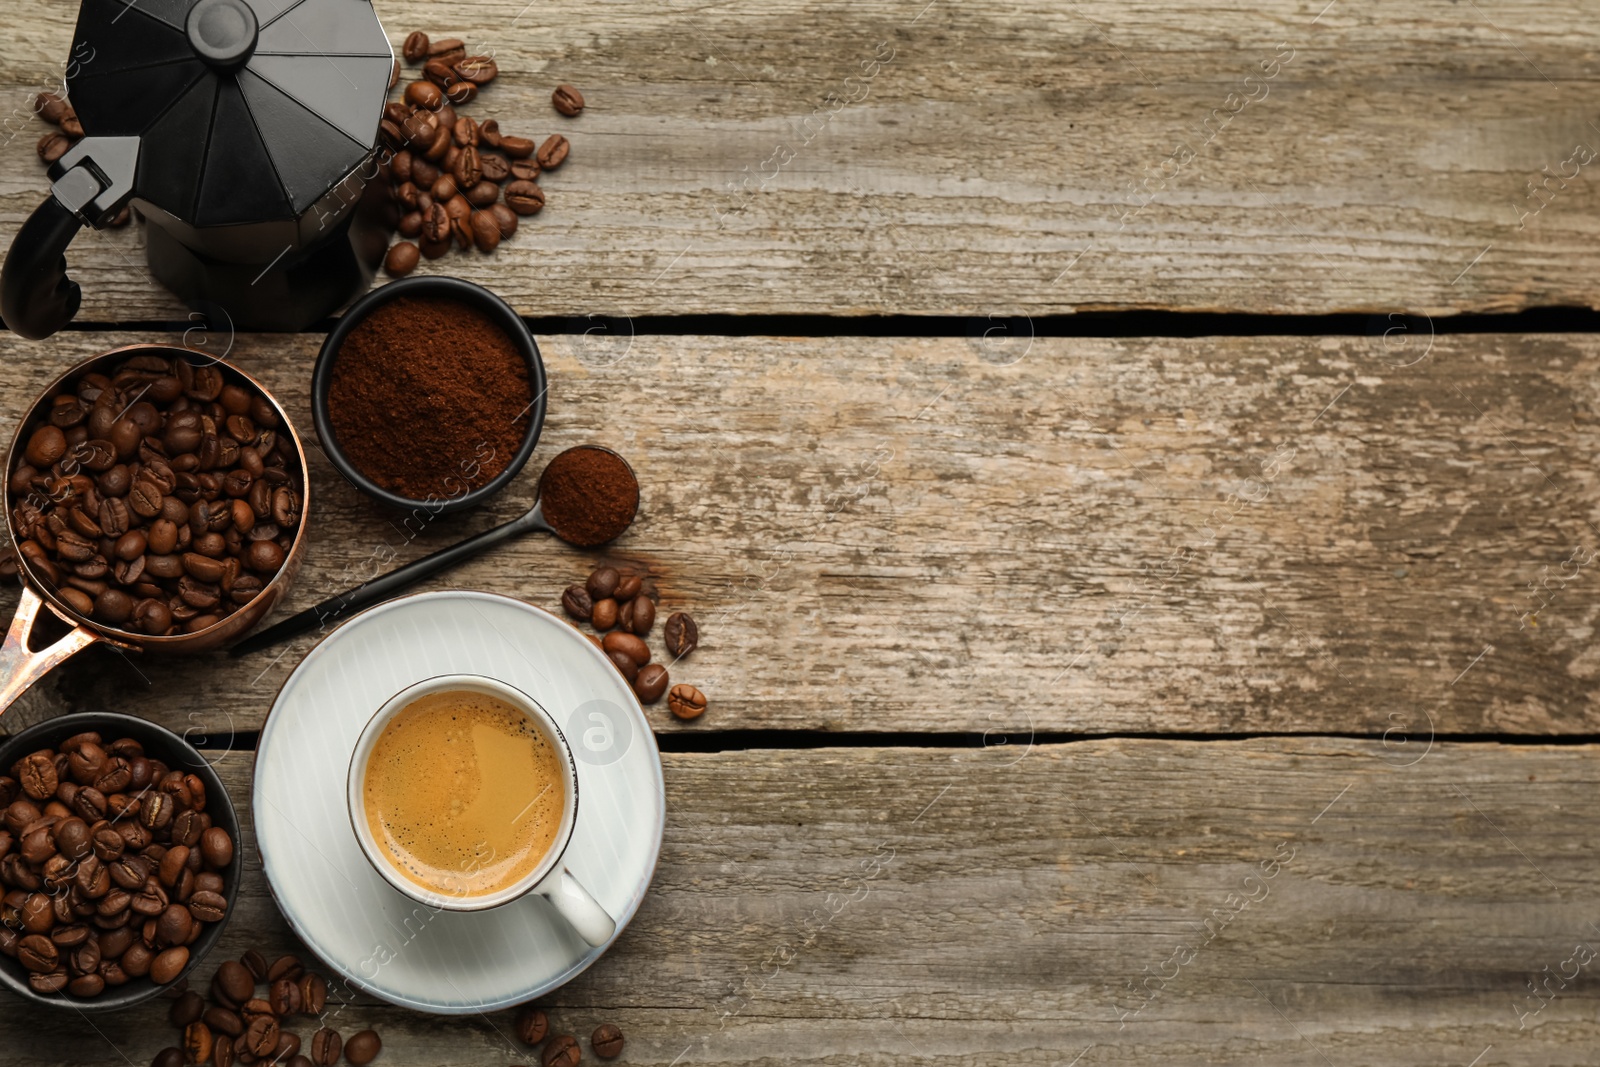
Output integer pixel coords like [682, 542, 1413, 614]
[587, 566, 619, 600]
[537, 135, 570, 170]
[561, 585, 594, 621]
[664, 612, 699, 658]
[590, 597, 618, 631]
[542, 1033, 581, 1067]
[591, 1022, 624, 1059]
[602, 630, 650, 666]
[504, 180, 545, 215]
[309, 1026, 341, 1065]
[344, 1029, 382, 1065]
[172, 989, 207, 1026]
[383, 242, 419, 277]
[152, 1048, 185, 1067]
[402, 31, 429, 62]
[668, 683, 708, 720]
[515, 1007, 549, 1045]
[552, 84, 585, 117]
[634, 663, 669, 704]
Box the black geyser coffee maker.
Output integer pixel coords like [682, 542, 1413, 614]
[0, 0, 395, 340]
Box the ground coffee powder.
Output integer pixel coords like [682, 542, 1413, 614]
[538, 446, 639, 546]
[327, 295, 533, 499]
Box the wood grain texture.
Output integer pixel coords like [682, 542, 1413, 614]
[3, 2, 1600, 318]
[0, 330, 1595, 737]
[3, 740, 1599, 1064]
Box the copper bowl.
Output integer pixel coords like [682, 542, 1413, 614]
[0, 346, 310, 714]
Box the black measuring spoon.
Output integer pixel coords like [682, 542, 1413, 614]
[229, 446, 637, 657]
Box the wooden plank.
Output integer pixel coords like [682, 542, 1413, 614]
[4, 2, 1600, 318]
[0, 330, 1596, 737]
[3, 739, 1600, 1063]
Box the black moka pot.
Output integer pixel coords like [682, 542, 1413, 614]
[0, 0, 395, 340]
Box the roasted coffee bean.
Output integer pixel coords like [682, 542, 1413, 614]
[188, 889, 227, 923]
[603, 630, 650, 666]
[50, 922, 89, 947]
[402, 30, 429, 61]
[205, 1006, 245, 1037]
[200, 826, 234, 868]
[537, 134, 570, 170]
[479, 151, 510, 182]
[423, 58, 459, 88]
[269, 975, 301, 1015]
[18, 933, 57, 971]
[122, 941, 153, 977]
[634, 663, 669, 704]
[444, 80, 477, 104]
[454, 145, 483, 187]
[542, 1033, 581, 1067]
[552, 84, 585, 116]
[131, 880, 169, 917]
[308, 1027, 341, 1066]
[471, 211, 502, 252]
[499, 135, 535, 159]
[299, 970, 327, 1013]
[171, 987, 207, 1026]
[212, 1035, 235, 1067]
[510, 158, 541, 182]
[668, 683, 708, 720]
[590, 597, 618, 631]
[504, 180, 545, 215]
[216, 958, 255, 1002]
[36, 130, 72, 161]
[240, 947, 268, 980]
[629, 594, 655, 636]
[664, 612, 699, 657]
[606, 650, 639, 685]
[465, 180, 500, 207]
[404, 80, 442, 110]
[613, 573, 641, 601]
[35, 92, 70, 123]
[489, 203, 518, 238]
[28, 970, 68, 993]
[515, 1007, 549, 1046]
[561, 585, 593, 621]
[19, 751, 58, 800]
[343, 1030, 381, 1065]
[587, 566, 620, 600]
[457, 55, 498, 84]
[243, 1014, 279, 1056]
[151, 1049, 184, 1067]
[24, 425, 67, 467]
[156, 902, 192, 943]
[591, 1022, 624, 1059]
[186, 1021, 215, 1064]
[418, 202, 456, 252]
[274, 1031, 302, 1062]
[384, 242, 420, 276]
[267, 953, 303, 981]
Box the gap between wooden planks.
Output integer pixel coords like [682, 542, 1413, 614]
[0, 331, 1595, 738]
[3, 1, 1600, 317]
[1, 740, 1597, 1065]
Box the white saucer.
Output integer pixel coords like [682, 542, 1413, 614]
[252, 591, 665, 1013]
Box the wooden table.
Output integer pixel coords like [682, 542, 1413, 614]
[4, 1, 1600, 1063]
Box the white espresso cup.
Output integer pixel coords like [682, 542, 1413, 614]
[346, 674, 616, 946]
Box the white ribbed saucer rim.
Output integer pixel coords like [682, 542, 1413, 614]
[252, 590, 665, 1014]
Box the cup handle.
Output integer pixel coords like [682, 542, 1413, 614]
[533, 867, 615, 947]
[0, 585, 101, 717]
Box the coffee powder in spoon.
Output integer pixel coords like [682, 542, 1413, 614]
[538, 446, 639, 546]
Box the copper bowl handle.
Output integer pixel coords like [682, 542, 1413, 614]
[0, 585, 101, 716]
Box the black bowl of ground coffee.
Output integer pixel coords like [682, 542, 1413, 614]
[313, 276, 547, 515]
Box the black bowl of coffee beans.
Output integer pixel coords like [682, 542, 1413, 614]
[0, 712, 241, 1010]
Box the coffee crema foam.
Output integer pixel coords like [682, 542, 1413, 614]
[363, 690, 566, 897]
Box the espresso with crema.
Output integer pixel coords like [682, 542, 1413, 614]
[362, 690, 565, 897]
